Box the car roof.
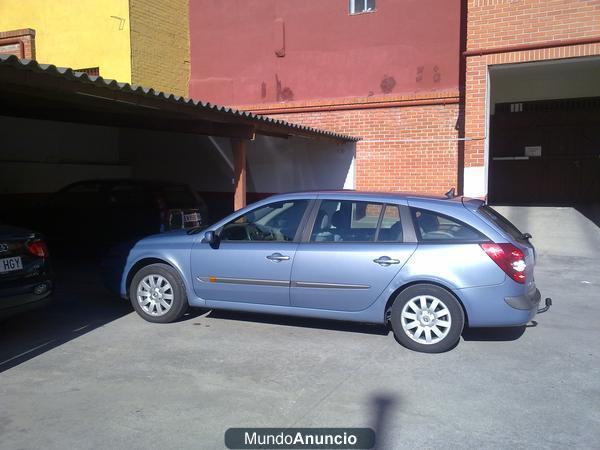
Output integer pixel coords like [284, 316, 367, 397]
[59, 179, 188, 190]
[265, 190, 465, 203]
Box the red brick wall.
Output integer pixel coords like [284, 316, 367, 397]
[0, 29, 35, 59]
[234, 1, 600, 197]
[190, 0, 461, 105]
[467, 0, 600, 50]
[263, 97, 461, 194]
[463, 0, 600, 195]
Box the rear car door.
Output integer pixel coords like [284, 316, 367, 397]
[290, 198, 417, 312]
[191, 198, 311, 306]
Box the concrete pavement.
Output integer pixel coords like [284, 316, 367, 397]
[1, 206, 599, 449]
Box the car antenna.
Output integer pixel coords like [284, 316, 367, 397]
[444, 187, 456, 199]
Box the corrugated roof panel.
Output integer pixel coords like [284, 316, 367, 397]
[0, 54, 360, 142]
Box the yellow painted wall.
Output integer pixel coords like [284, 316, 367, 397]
[0, 0, 132, 83]
[129, 0, 189, 96]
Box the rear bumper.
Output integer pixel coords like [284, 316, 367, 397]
[505, 288, 541, 310]
[0, 278, 53, 319]
[457, 280, 544, 327]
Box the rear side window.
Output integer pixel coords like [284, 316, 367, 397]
[311, 200, 383, 242]
[477, 205, 525, 241]
[159, 185, 198, 208]
[51, 182, 105, 207]
[411, 208, 488, 242]
[109, 184, 152, 207]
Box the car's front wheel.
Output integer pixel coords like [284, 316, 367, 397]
[130, 263, 188, 323]
[390, 284, 464, 353]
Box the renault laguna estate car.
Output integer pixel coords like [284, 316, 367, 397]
[119, 191, 550, 353]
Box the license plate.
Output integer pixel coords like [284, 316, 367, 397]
[0, 256, 23, 273]
[184, 213, 200, 223]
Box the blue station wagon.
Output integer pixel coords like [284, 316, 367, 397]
[120, 191, 550, 353]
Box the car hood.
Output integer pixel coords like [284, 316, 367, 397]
[142, 229, 191, 241]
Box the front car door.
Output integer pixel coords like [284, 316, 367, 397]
[290, 196, 417, 311]
[191, 197, 312, 306]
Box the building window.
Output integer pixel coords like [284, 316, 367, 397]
[74, 67, 100, 77]
[350, 0, 375, 15]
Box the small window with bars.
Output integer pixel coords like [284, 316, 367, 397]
[350, 0, 375, 15]
[74, 67, 100, 77]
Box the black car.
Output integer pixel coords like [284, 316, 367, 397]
[0, 225, 53, 319]
[34, 179, 208, 254]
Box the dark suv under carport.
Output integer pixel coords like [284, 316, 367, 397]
[31, 179, 209, 255]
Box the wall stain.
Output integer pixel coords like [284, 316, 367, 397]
[433, 65, 441, 83]
[275, 74, 294, 101]
[380, 75, 396, 94]
[416, 65, 443, 83]
[416, 66, 424, 82]
[261, 81, 267, 99]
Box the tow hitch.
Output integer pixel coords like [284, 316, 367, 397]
[537, 298, 552, 314]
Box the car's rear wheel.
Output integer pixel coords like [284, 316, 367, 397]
[390, 284, 464, 353]
[130, 263, 188, 323]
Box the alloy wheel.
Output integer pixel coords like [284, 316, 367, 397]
[137, 274, 174, 316]
[400, 295, 452, 345]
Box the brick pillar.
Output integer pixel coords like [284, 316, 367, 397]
[231, 139, 247, 210]
[463, 55, 487, 198]
[0, 29, 36, 59]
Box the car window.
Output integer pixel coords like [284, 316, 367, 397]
[477, 205, 525, 242]
[61, 182, 103, 194]
[377, 204, 403, 242]
[109, 184, 153, 207]
[50, 182, 105, 207]
[159, 185, 198, 208]
[411, 208, 487, 242]
[219, 200, 308, 242]
[311, 200, 383, 242]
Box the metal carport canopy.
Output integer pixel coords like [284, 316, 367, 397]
[0, 54, 359, 209]
[0, 54, 359, 143]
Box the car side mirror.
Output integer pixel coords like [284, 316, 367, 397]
[203, 230, 220, 249]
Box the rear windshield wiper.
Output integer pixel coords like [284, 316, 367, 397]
[521, 233, 532, 240]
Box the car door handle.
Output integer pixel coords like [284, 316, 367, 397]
[266, 253, 290, 262]
[373, 256, 400, 266]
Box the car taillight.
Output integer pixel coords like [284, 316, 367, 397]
[27, 239, 49, 258]
[480, 243, 526, 284]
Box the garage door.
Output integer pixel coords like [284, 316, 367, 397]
[489, 97, 600, 204]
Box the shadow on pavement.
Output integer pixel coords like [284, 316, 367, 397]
[575, 203, 600, 228]
[370, 393, 399, 449]
[202, 310, 534, 342]
[0, 258, 132, 374]
[203, 309, 391, 336]
[462, 325, 527, 342]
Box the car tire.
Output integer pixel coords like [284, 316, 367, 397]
[129, 263, 189, 323]
[390, 284, 464, 353]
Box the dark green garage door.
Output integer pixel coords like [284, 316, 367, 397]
[489, 97, 600, 205]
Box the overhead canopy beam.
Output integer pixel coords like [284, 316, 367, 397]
[0, 104, 256, 139]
